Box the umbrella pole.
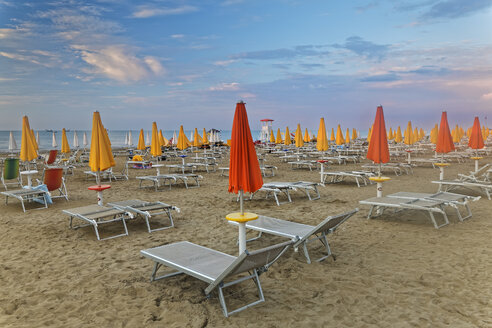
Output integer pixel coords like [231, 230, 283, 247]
[26, 161, 32, 188]
[96, 170, 103, 206]
[238, 190, 246, 254]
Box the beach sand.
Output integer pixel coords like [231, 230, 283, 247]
[0, 152, 491, 327]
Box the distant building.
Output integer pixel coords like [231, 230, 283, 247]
[259, 119, 273, 142]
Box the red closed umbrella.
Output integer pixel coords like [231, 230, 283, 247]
[468, 117, 484, 150]
[366, 106, 390, 172]
[435, 111, 455, 154]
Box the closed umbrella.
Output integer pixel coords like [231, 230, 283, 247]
[88, 111, 115, 204]
[316, 118, 328, 151]
[227, 101, 263, 255]
[366, 106, 390, 197]
[284, 127, 291, 146]
[394, 126, 403, 143]
[128, 130, 133, 147]
[36, 131, 40, 145]
[468, 116, 484, 172]
[330, 128, 335, 143]
[9, 131, 17, 153]
[20, 116, 37, 187]
[146, 131, 151, 146]
[335, 125, 344, 145]
[295, 124, 304, 148]
[435, 111, 455, 180]
[52, 131, 57, 148]
[124, 132, 128, 146]
[345, 128, 350, 144]
[269, 129, 275, 143]
[275, 128, 282, 144]
[137, 129, 145, 150]
[404, 121, 413, 145]
[430, 124, 438, 144]
[172, 130, 177, 146]
[388, 127, 393, 140]
[150, 122, 162, 157]
[352, 128, 357, 141]
[367, 127, 372, 143]
[31, 129, 38, 151]
[202, 128, 209, 145]
[177, 125, 189, 150]
[61, 128, 70, 154]
[83, 132, 88, 148]
[304, 128, 310, 143]
[73, 131, 79, 148]
[193, 128, 201, 148]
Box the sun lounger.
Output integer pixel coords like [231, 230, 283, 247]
[229, 209, 358, 263]
[1, 187, 49, 212]
[359, 196, 450, 229]
[218, 167, 229, 176]
[166, 164, 196, 174]
[62, 204, 132, 240]
[250, 181, 321, 205]
[84, 168, 115, 182]
[432, 179, 492, 200]
[457, 164, 491, 182]
[288, 160, 317, 171]
[321, 171, 375, 187]
[387, 191, 479, 221]
[140, 240, 293, 317]
[108, 199, 179, 233]
[260, 165, 277, 177]
[137, 173, 202, 190]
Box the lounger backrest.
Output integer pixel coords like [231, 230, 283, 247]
[296, 208, 359, 246]
[46, 150, 58, 165]
[3, 158, 19, 179]
[43, 168, 63, 191]
[204, 241, 292, 295]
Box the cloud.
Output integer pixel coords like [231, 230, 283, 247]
[482, 92, 492, 100]
[213, 59, 237, 66]
[0, 51, 41, 65]
[209, 82, 240, 91]
[360, 73, 401, 82]
[421, 0, 492, 20]
[333, 36, 389, 61]
[355, 1, 379, 13]
[170, 34, 185, 39]
[132, 5, 198, 18]
[222, 0, 245, 6]
[230, 45, 330, 61]
[72, 45, 165, 82]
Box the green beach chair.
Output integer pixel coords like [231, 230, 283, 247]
[2, 158, 22, 190]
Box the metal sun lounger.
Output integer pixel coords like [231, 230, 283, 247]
[287, 160, 317, 171]
[1, 188, 49, 212]
[62, 204, 132, 240]
[229, 209, 358, 263]
[250, 181, 321, 205]
[387, 191, 479, 221]
[137, 174, 202, 190]
[140, 240, 293, 317]
[321, 171, 375, 187]
[260, 165, 277, 177]
[108, 199, 180, 233]
[359, 196, 451, 229]
[432, 179, 492, 200]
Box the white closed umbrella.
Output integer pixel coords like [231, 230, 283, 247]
[128, 130, 133, 146]
[124, 132, 128, 146]
[172, 130, 177, 145]
[73, 131, 79, 148]
[189, 131, 194, 142]
[52, 131, 57, 148]
[9, 131, 17, 152]
[36, 131, 40, 145]
[146, 131, 150, 145]
[83, 132, 88, 147]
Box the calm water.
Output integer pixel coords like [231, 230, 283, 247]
[0, 130, 264, 152]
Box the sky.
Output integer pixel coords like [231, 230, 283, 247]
[0, 0, 491, 132]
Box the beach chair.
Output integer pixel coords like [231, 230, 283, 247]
[386, 191, 479, 221]
[137, 173, 202, 190]
[62, 204, 132, 240]
[432, 179, 492, 200]
[38, 167, 68, 201]
[140, 240, 293, 317]
[84, 168, 115, 182]
[1, 187, 49, 212]
[250, 181, 321, 205]
[260, 165, 277, 177]
[1, 158, 22, 190]
[288, 160, 317, 171]
[457, 164, 491, 182]
[108, 199, 179, 233]
[359, 196, 450, 229]
[321, 171, 375, 187]
[229, 209, 358, 263]
[44, 150, 58, 166]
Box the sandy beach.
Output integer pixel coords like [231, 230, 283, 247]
[0, 151, 491, 328]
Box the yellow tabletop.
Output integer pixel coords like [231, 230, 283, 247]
[470, 156, 483, 160]
[434, 163, 450, 167]
[368, 176, 391, 183]
[226, 212, 258, 223]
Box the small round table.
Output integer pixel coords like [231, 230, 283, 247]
[317, 160, 330, 184]
[470, 156, 483, 172]
[434, 162, 450, 181]
[226, 212, 258, 255]
[21, 170, 38, 188]
[88, 185, 111, 205]
[405, 150, 413, 164]
[368, 176, 391, 198]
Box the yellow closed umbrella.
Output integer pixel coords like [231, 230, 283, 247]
[89, 111, 115, 180]
[202, 128, 209, 145]
[304, 128, 310, 143]
[345, 128, 350, 144]
[20, 116, 37, 163]
[352, 128, 357, 141]
[388, 127, 393, 140]
[412, 127, 419, 143]
[419, 128, 425, 140]
[330, 128, 335, 143]
[61, 128, 70, 154]
[150, 122, 162, 157]
[367, 127, 372, 143]
[335, 125, 344, 145]
[430, 124, 438, 144]
[394, 126, 403, 143]
[284, 127, 291, 145]
[404, 121, 413, 145]
[275, 128, 282, 144]
[193, 128, 202, 148]
[159, 129, 168, 147]
[317, 118, 328, 151]
[295, 124, 304, 148]
[137, 129, 145, 150]
[177, 125, 189, 150]
[269, 129, 275, 143]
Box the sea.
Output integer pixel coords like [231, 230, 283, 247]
[0, 130, 264, 152]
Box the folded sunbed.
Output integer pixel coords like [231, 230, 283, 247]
[108, 199, 180, 233]
[141, 240, 293, 317]
[229, 209, 358, 263]
[359, 196, 451, 229]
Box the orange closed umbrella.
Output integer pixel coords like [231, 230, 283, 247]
[89, 111, 115, 183]
[366, 106, 390, 171]
[436, 112, 455, 154]
[469, 117, 484, 171]
[137, 129, 145, 150]
[150, 122, 162, 157]
[61, 128, 70, 154]
[284, 127, 291, 145]
[316, 118, 328, 151]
